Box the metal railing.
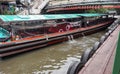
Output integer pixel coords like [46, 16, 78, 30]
[112, 32, 120, 74]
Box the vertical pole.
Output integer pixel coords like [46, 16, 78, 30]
[27, 3, 30, 15]
[112, 33, 120, 74]
[0, 2, 1, 14]
[27, 0, 31, 15]
[10, 23, 13, 41]
[28, 0, 31, 15]
[43, 21, 48, 40]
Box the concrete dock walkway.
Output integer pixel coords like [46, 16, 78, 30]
[79, 25, 120, 74]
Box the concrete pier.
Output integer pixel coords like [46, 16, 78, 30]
[78, 25, 120, 74]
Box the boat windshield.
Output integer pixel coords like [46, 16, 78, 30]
[0, 27, 10, 42]
[13, 16, 115, 39]
[10, 17, 82, 38]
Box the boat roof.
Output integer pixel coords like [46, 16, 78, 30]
[78, 13, 107, 17]
[0, 13, 107, 22]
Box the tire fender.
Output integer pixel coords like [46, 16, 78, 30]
[99, 36, 106, 44]
[108, 30, 112, 34]
[67, 61, 83, 74]
[81, 48, 93, 64]
[104, 32, 109, 39]
[92, 41, 100, 52]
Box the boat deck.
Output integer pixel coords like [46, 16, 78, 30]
[78, 25, 120, 74]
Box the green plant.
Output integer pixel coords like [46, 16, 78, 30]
[85, 8, 108, 13]
[85, 9, 96, 13]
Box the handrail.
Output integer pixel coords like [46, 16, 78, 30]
[112, 32, 120, 74]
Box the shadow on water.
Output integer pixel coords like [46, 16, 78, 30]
[0, 31, 105, 74]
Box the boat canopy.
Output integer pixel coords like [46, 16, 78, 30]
[0, 13, 107, 22]
[78, 13, 107, 17]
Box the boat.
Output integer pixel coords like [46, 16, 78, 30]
[44, 1, 120, 14]
[0, 13, 116, 58]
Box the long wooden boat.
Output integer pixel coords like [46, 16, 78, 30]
[0, 13, 116, 58]
[44, 1, 120, 14]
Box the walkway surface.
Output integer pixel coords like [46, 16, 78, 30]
[79, 25, 120, 74]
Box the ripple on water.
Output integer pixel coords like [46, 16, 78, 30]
[0, 31, 105, 74]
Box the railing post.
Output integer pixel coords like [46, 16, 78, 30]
[112, 32, 120, 74]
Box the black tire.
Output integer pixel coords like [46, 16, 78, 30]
[108, 30, 112, 34]
[114, 25, 117, 30]
[92, 41, 100, 52]
[104, 32, 109, 39]
[111, 28, 115, 32]
[99, 36, 106, 44]
[81, 48, 92, 64]
[107, 26, 112, 30]
[67, 61, 83, 74]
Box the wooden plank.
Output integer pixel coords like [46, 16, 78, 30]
[79, 25, 120, 74]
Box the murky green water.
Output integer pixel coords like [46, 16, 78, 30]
[0, 31, 105, 74]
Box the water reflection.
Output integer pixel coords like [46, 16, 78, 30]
[0, 31, 105, 74]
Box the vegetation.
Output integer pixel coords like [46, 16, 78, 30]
[85, 8, 118, 14]
[85, 8, 108, 13]
[1, 7, 16, 15]
[3, 11, 16, 15]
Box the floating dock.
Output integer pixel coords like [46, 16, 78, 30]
[78, 24, 120, 74]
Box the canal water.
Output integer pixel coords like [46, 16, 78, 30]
[0, 31, 105, 74]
